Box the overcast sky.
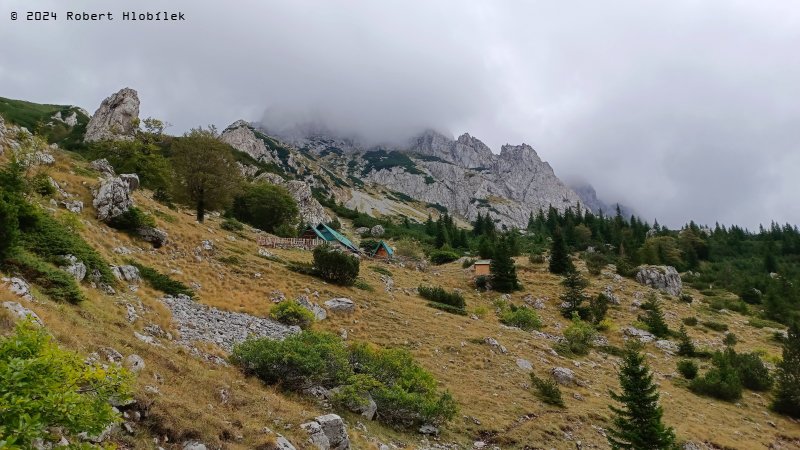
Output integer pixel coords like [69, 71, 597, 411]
[3, 0, 799, 229]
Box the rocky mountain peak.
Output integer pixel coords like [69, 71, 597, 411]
[219, 120, 272, 162]
[499, 143, 543, 165]
[84, 88, 140, 142]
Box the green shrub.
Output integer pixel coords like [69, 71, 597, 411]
[130, 262, 194, 297]
[747, 317, 784, 329]
[106, 207, 156, 233]
[427, 302, 468, 315]
[418, 285, 465, 309]
[313, 245, 360, 286]
[723, 333, 738, 347]
[349, 343, 457, 426]
[702, 321, 729, 332]
[683, 317, 699, 327]
[4, 251, 84, 303]
[270, 300, 315, 329]
[429, 249, 460, 265]
[30, 173, 56, 196]
[231, 331, 352, 390]
[370, 265, 393, 277]
[735, 352, 773, 391]
[680, 293, 694, 303]
[530, 373, 564, 407]
[221, 217, 244, 231]
[709, 297, 749, 315]
[286, 261, 317, 277]
[0, 320, 133, 448]
[584, 252, 607, 276]
[677, 325, 695, 357]
[353, 279, 374, 291]
[474, 275, 488, 291]
[640, 294, 670, 338]
[590, 293, 610, 324]
[500, 304, 542, 331]
[462, 258, 477, 269]
[562, 313, 597, 356]
[231, 183, 299, 234]
[677, 360, 698, 379]
[689, 349, 743, 401]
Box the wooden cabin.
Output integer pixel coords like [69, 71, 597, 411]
[301, 223, 360, 253]
[370, 241, 394, 259]
[473, 259, 491, 276]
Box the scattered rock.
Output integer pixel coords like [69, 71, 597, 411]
[111, 265, 140, 282]
[355, 227, 370, 236]
[90, 158, 116, 176]
[137, 226, 168, 248]
[120, 173, 140, 191]
[419, 424, 439, 435]
[551, 367, 575, 385]
[93, 177, 133, 221]
[516, 358, 533, 371]
[302, 414, 350, 450]
[113, 246, 133, 255]
[161, 294, 299, 352]
[200, 240, 214, 251]
[298, 296, 327, 321]
[622, 326, 656, 343]
[182, 442, 208, 450]
[324, 298, 355, 313]
[123, 354, 145, 373]
[275, 436, 298, 450]
[62, 200, 84, 213]
[2, 302, 43, 325]
[654, 339, 678, 354]
[84, 88, 140, 142]
[484, 337, 508, 354]
[635, 265, 682, 296]
[370, 225, 385, 237]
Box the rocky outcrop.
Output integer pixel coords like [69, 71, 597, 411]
[161, 294, 299, 352]
[2, 277, 34, 301]
[635, 265, 682, 296]
[3, 302, 43, 325]
[551, 367, 576, 385]
[219, 120, 279, 165]
[283, 180, 331, 226]
[120, 173, 140, 191]
[324, 298, 355, 314]
[298, 296, 327, 321]
[111, 265, 140, 282]
[84, 88, 140, 142]
[93, 177, 133, 221]
[90, 158, 116, 176]
[301, 414, 350, 450]
[137, 227, 168, 248]
[60, 255, 87, 282]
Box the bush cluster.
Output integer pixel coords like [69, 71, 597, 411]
[313, 245, 360, 286]
[689, 348, 772, 401]
[221, 217, 244, 231]
[4, 251, 84, 303]
[106, 206, 156, 233]
[417, 285, 465, 309]
[677, 360, 698, 379]
[428, 249, 460, 265]
[530, 373, 564, 407]
[499, 304, 542, 331]
[561, 313, 597, 356]
[231, 331, 457, 427]
[269, 300, 315, 329]
[130, 261, 194, 297]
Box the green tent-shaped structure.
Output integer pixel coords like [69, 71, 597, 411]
[371, 240, 394, 259]
[301, 223, 359, 253]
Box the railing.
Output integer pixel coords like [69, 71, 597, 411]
[257, 236, 325, 250]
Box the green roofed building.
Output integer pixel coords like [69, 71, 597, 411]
[301, 223, 359, 253]
[371, 240, 394, 259]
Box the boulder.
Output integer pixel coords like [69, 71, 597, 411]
[516, 358, 533, 371]
[137, 227, 168, 248]
[655, 339, 679, 354]
[123, 354, 145, 373]
[355, 227, 370, 236]
[60, 255, 87, 282]
[275, 436, 298, 450]
[551, 367, 575, 385]
[622, 326, 656, 343]
[90, 158, 116, 176]
[484, 337, 508, 354]
[182, 442, 207, 450]
[419, 425, 439, 435]
[635, 265, 682, 296]
[93, 177, 133, 221]
[120, 173, 140, 191]
[84, 88, 140, 142]
[315, 414, 350, 450]
[112, 265, 140, 282]
[370, 225, 385, 237]
[2, 277, 34, 300]
[2, 302, 43, 325]
[62, 200, 84, 213]
[298, 296, 327, 321]
[301, 421, 330, 449]
[324, 298, 355, 313]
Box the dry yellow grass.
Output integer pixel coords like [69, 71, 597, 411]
[3, 149, 800, 449]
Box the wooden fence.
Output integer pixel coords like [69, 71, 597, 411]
[257, 236, 325, 250]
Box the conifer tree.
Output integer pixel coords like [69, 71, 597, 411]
[549, 227, 574, 274]
[490, 239, 520, 293]
[560, 270, 590, 319]
[641, 294, 670, 338]
[676, 325, 695, 357]
[772, 322, 800, 418]
[607, 344, 676, 450]
[425, 214, 435, 236]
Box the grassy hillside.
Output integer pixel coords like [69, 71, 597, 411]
[0, 96, 89, 149]
[2, 147, 799, 449]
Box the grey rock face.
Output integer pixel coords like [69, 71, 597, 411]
[93, 177, 133, 221]
[551, 367, 575, 385]
[622, 326, 656, 343]
[301, 421, 330, 449]
[161, 294, 299, 352]
[2, 277, 34, 301]
[182, 442, 207, 450]
[324, 298, 355, 314]
[283, 180, 331, 226]
[655, 339, 678, 354]
[484, 337, 508, 354]
[275, 436, 298, 450]
[123, 354, 145, 373]
[111, 265, 140, 282]
[298, 296, 327, 321]
[220, 120, 279, 165]
[85, 88, 140, 142]
[516, 358, 533, 371]
[120, 173, 140, 191]
[62, 200, 84, 213]
[60, 255, 87, 282]
[635, 265, 682, 296]
[302, 414, 350, 450]
[90, 158, 116, 176]
[3, 302, 43, 325]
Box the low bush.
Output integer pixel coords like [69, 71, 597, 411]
[677, 360, 698, 379]
[30, 173, 55, 196]
[690, 355, 743, 401]
[499, 304, 542, 331]
[596, 318, 615, 332]
[723, 333, 738, 347]
[584, 252, 607, 276]
[418, 285, 465, 309]
[462, 258, 477, 269]
[370, 265, 392, 277]
[0, 320, 133, 448]
[130, 262, 194, 297]
[683, 316, 699, 326]
[4, 251, 84, 303]
[286, 261, 317, 277]
[747, 317, 784, 329]
[530, 373, 564, 407]
[680, 293, 694, 303]
[221, 217, 244, 231]
[735, 352, 773, 391]
[702, 321, 729, 332]
[353, 279, 374, 291]
[106, 207, 156, 233]
[428, 249, 460, 265]
[709, 296, 749, 315]
[313, 245, 360, 286]
[474, 275, 488, 291]
[270, 300, 315, 329]
[427, 302, 468, 315]
[562, 313, 597, 356]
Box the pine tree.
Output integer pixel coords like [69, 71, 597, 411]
[676, 325, 695, 357]
[640, 294, 670, 338]
[549, 227, 574, 275]
[607, 344, 676, 449]
[490, 239, 520, 293]
[425, 214, 435, 236]
[772, 322, 800, 418]
[560, 270, 590, 319]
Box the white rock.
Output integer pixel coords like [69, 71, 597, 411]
[123, 354, 145, 373]
[93, 177, 133, 221]
[2, 302, 43, 325]
[635, 265, 682, 296]
[551, 367, 575, 385]
[2, 277, 34, 300]
[85, 88, 140, 142]
[324, 298, 355, 313]
[516, 358, 533, 371]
